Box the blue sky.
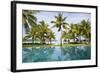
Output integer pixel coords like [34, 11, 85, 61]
[23, 10, 91, 44]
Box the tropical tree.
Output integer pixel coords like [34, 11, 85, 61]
[22, 10, 38, 33]
[47, 30, 55, 44]
[23, 24, 39, 44]
[61, 24, 70, 43]
[67, 23, 79, 43]
[80, 20, 91, 43]
[65, 20, 91, 44]
[38, 20, 48, 44]
[23, 20, 55, 45]
[51, 13, 68, 46]
[62, 30, 70, 43]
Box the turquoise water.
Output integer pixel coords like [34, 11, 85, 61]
[22, 46, 91, 63]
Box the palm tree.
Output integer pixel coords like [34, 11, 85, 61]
[62, 30, 70, 43]
[31, 25, 40, 44]
[38, 20, 50, 44]
[23, 20, 55, 45]
[80, 20, 91, 43]
[68, 24, 78, 43]
[61, 24, 70, 43]
[23, 24, 39, 44]
[47, 30, 55, 44]
[51, 13, 68, 46]
[22, 10, 38, 33]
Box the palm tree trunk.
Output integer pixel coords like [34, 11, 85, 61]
[50, 39, 52, 44]
[60, 28, 62, 46]
[32, 36, 34, 51]
[68, 39, 70, 44]
[74, 38, 76, 43]
[32, 36, 34, 44]
[42, 36, 45, 44]
[79, 36, 81, 43]
[60, 28, 63, 60]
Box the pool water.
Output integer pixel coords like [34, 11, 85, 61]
[22, 46, 91, 63]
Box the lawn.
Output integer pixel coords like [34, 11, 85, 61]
[23, 43, 91, 48]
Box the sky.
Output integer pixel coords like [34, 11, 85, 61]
[23, 10, 91, 44]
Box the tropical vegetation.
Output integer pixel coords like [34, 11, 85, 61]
[22, 10, 91, 46]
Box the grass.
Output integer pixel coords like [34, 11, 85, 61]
[23, 43, 91, 48]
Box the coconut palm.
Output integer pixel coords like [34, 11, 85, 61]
[38, 20, 50, 44]
[23, 20, 55, 45]
[62, 30, 70, 43]
[51, 13, 68, 46]
[61, 24, 70, 43]
[22, 10, 38, 33]
[80, 20, 91, 43]
[31, 25, 40, 44]
[47, 30, 55, 44]
[68, 24, 78, 43]
[23, 24, 39, 44]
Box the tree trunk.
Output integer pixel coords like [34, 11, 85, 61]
[74, 38, 76, 43]
[32, 36, 34, 51]
[50, 39, 52, 44]
[32, 36, 34, 45]
[79, 36, 81, 43]
[60, 29, 62, 46]
[68, 39, 70, 44]
[42, 36, 45, 44]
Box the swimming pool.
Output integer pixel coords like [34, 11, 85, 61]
[22, 46, 91, 63]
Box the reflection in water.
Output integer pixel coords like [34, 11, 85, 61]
[22, 46, 91, 63]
